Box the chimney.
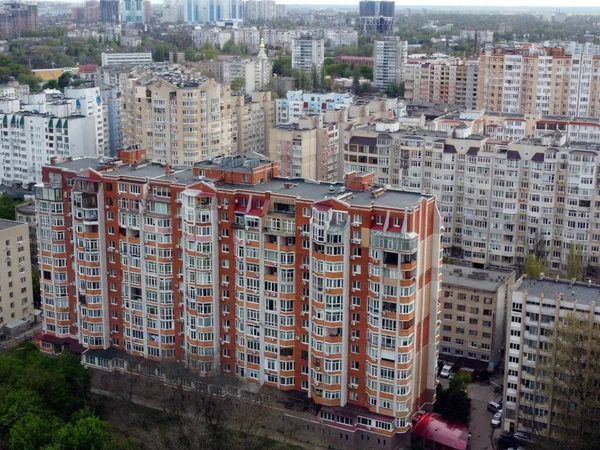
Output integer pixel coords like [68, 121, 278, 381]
[165, 163, 171, 176]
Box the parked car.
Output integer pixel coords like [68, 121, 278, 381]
[440, 365, 452, 378]
[491, 411, 502, 427]
[498, 433, 516, 448]
[514, 432, 533, 446]
[487, 401, 502, 413]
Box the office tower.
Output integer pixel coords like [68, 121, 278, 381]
[503, 275, 600, 438]
[359, 0, 394, 35]
[291, 36, 325, 80]
[477, 45, 600, 118]
[162, 0, 183, 23]
[440, 265, 516, 371]
[100, 0, 120, 23]
[0, 1, 38, 39]
[373, 37, 407, 89]
[0, 220, 34, 328]
[122, 68, 235, 164]
[36, 152, 442, 448]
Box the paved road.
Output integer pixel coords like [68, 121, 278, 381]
[468, 376, 504, 450]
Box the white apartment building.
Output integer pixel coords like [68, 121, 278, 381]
[0, 108, 97, 185]
[291, 36, 325, 79]
[324, 29, 358, 48]
[503, 276, 600, 435]
[343, 124, 600, 276]
[101, 52, 153, 67]
[373, 37, 407, 89]
[64, 86, 109, 157]
[222, 43, 271, 92]
[275, 90, 353, 125]
[192, 27, 232, 49]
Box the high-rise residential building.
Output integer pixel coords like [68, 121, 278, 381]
[404, 58, 479, 108]
[0, 1, 37, 39]
[36, 151, 442, 448]
[64, 86, 109, 157]
[122, 0, 146, 23]
[222, 44, 272, 93]
[291, 36, 325, 80]
[234, 91, 273, 155]
[268, 115, 339, 182]
[359, 0, 395, 35]
[477, 45, 600, 118]
[122, 68, 236, 164]
[0, 219, 34, 327]
[0, 96, 102, 185]
[343, 123, 600, 276]
[185, 0, 242, 23]
[71, 0, 101, 23]
[440, 265, 515, 371]
[503, 275, 600, 436]
[373, 38, 407, 90]
[14, 201, 37, 265]
[100, 0, 120, 23]
[162, 0, 183, 22]
[244, 0, 282, 22]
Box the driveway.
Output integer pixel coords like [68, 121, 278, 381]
[468, 375, 504, 450]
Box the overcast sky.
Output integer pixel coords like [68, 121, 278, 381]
[280, 0, 595, 7]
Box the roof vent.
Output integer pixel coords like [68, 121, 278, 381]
[328, 185, 335, 194]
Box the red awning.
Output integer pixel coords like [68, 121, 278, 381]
[412, 413, 468, 450]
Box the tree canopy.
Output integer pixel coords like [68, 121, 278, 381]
[434, 371, 472, 425]
[0, 343, 139, 450]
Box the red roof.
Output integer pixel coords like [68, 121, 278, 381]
[412, 413, 468, 450]
[36, 333, 86, 354]
[79, 64, 97, 73]
[314, 203, 332, 212]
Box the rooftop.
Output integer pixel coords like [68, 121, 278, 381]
[443, 264, 515, 292]
[516, 276, 600, 306]
[0, 218, 26, 232]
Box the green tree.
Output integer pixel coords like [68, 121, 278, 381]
[524, 253, 546, 279]
[567, 242, 584, 281]
[58, 72, 72, 90]
[434, 371, 472, 425]
[0, 389, 45, 438]
[384, 81, 405, 98]
[54, 415, 114, 450]
[184, 46, 197, 62]
[0, 193, 16, 220]
[359, 64, 373, 80]
[230, 77, 246, 95]
[9, 413, 61, 450]
[44, 79, 59, 90]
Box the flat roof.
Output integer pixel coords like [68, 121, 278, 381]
[51, 157, 113, 173]
[516, 277, 600, 306]
[443, 264, 514, 292]
[0, 219, 26, 232]
[412, 413, 468, 450]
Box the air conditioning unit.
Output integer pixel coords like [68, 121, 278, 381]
[176, 198, 182, 204]
[105, 205, 110, 209]
[350, 305, 356, 310]
[352, 288, 358, 292]
[350, 255, 357, 260]
[217, 205, 222, 209]
[352, 271, 359, 276]
[351, 321, 356, 326]
[221, 281, 229, 287]
[351, 337, 356, 342]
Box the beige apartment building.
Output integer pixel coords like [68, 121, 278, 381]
[440, 265, 516, 371]
[0, 219, 33, 328]
[477, 45, 600, 118]
[268, 115, 339, 181]
[122, 68, 236, 165]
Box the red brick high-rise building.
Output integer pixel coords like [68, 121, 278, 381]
[35, 149, 443, 448]
[0, 1, 38, 40]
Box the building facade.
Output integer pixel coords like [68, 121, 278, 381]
[477, 45, 600, 118]
[359, 0, 394, 35]
[440, 265, 515, 371]
[101, 52, 153, 67]
[0, 1, 38, 40]
[35, 153, 442, 448]
[291, 36, 325, 79]
[0, 219, 33, 327]
[100, 0, 120, 22]
[503, 275, 600, 436]
[373, 38, 408, 90]
[122, 69, 236, 164]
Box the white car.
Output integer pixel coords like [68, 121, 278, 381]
[491, 410, 502, 427]
[440, 365, 452, 378]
